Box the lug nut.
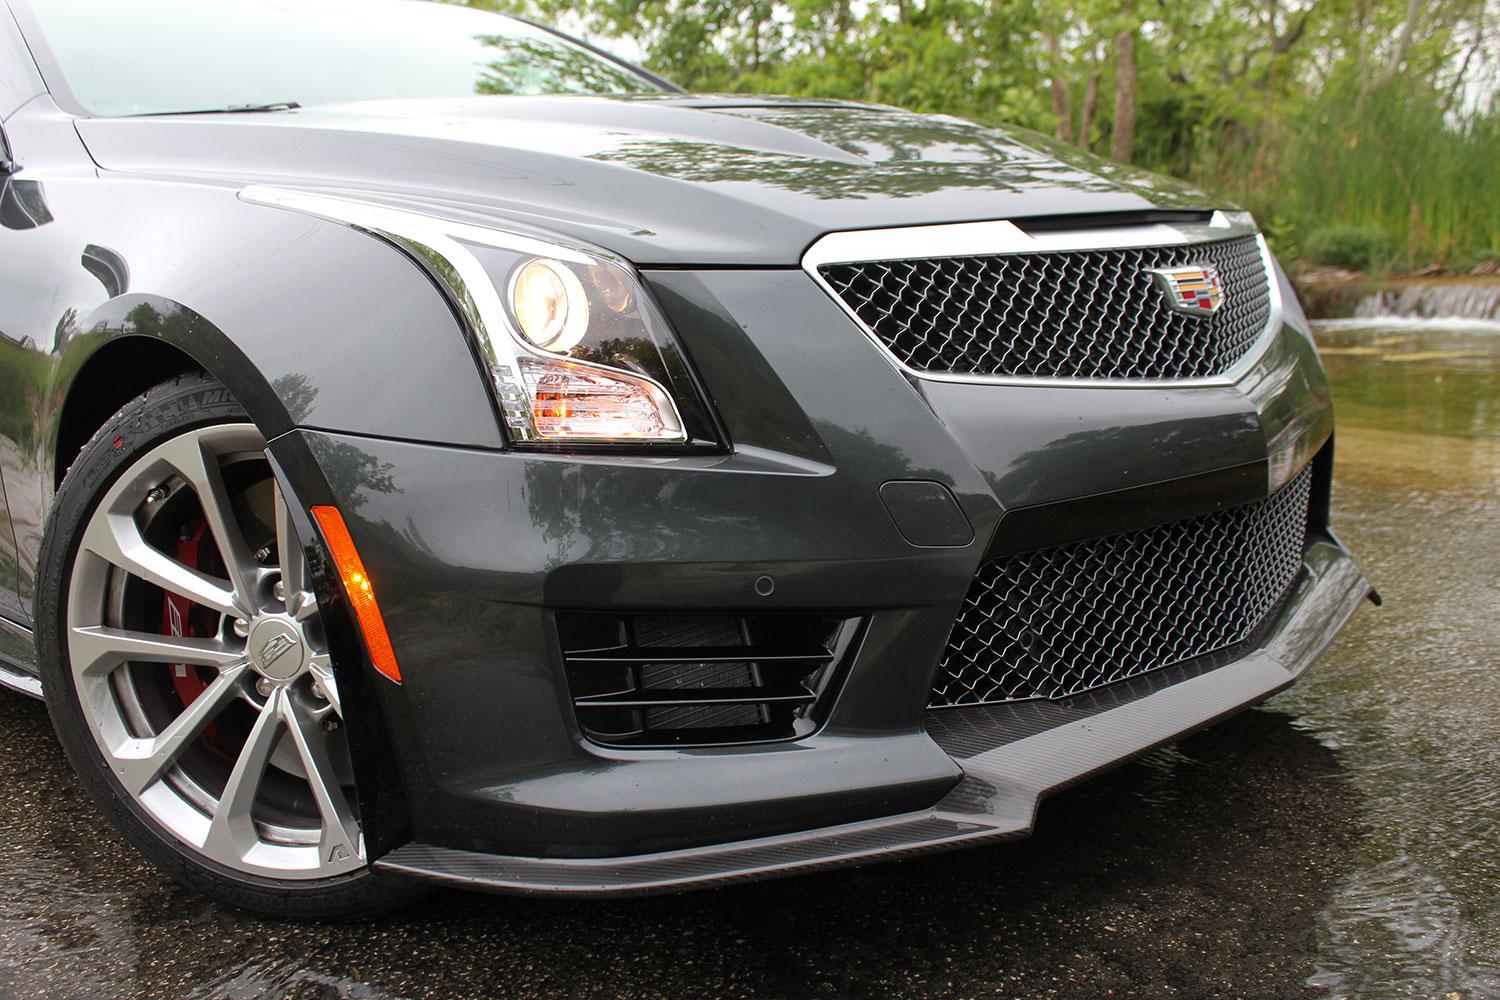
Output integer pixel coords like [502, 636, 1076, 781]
[274, 580, 286, 603]
[233, 619, 251, 638]
[256, 678, 273, 697]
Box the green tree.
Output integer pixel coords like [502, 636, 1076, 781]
[443, 0, 1500, 269]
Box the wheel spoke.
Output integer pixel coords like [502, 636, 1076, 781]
[202, 687, 285, 860]
[157, 433, 262, 610]
[307, 654, 342, 718]
[70, 625, 244, 676]
[113, 665, 248, 795]
[273, 480, 307, 608]
[80, 512, 240, 618]
[281, 696, 361, 865]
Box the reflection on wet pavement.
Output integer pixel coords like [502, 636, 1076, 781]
[0, 322, 1491, 998]
[1282, 323, 1500, 997]
[0, 697, 1362, 998]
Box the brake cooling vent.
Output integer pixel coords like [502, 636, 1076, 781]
[558, 613, 861, 748]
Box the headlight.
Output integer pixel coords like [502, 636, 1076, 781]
[238, 187, 719, 449]
[510, 258, 589, 352]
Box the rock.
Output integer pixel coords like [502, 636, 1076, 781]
[1293, 264, 1363, 285]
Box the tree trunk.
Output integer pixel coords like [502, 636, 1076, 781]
[1368, 0, 1422, 92]
[1046, 33, 1074, 143]
[1080, 65, 1101, 151]
[1111, 27, 1137, 163]
[833, 0, 851, 34]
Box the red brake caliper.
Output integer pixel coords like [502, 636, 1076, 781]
[162, 515, 231, 754]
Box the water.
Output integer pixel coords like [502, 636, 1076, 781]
[1284, 320, 1500, 996]
[1349, 281, 1500, 324]
[0, 320, 1493, 998]
[1307, 277, 1500, 326]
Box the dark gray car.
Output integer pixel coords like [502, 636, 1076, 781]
[0, 0, 1371, 918]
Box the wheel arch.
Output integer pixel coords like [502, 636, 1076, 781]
[49, 294, 293, 487]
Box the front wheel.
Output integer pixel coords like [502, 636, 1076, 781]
[37, 374, 421, 918]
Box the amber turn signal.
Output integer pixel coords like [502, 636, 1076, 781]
[311, 505, 401, 684]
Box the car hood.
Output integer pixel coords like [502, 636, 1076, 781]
[75, 94, 1217, 267]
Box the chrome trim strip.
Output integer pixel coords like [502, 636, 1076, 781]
[0, 666, 42, 699]
[801, 218, 1283, 390]
[0, 617, 41, 698]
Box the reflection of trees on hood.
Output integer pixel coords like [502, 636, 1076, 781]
[475, 34, 655, 97]
[585, 104, 1204, 202]
[722, 107, 1034, 165]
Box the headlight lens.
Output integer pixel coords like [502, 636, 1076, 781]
[238, 187, 719, 449]
[511, 258, 590, 353]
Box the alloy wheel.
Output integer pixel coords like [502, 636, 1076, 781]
[64, 423, 363, 880]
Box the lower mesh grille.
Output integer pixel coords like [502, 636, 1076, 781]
[929, 467, 1314, 707]
[559, 613, 859, 748]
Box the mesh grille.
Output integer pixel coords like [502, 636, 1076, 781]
[930, 467, 1313, 707]
[819, 235, 1272, 380]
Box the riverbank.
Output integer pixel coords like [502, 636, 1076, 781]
[1293, 269, 1500, 323]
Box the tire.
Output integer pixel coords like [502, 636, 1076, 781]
[36, 373, 424, 919]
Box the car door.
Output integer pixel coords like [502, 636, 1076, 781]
[0, 117, 50, 626]
[0, 4, 123, 635]
[0, 7, 40, 624]
[0, 136, 14, 624]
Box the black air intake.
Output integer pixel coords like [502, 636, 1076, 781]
[558, 613, 861, 748]
[930, 465, 1314, 707]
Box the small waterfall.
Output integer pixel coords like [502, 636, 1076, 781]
[1352, 279, 1500, 322]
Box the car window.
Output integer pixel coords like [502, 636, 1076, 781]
[13, 0, 661, 118]
[0, 7, 42, 119]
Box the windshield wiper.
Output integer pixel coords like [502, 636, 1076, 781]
[131, 102, 301, 117]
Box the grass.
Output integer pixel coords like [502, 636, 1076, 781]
[1198, 81, 1500, 273]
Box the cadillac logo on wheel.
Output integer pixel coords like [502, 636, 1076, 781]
[1148, 264, 1225, 317]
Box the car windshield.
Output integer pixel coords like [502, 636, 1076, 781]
[17, 0, 663, 117]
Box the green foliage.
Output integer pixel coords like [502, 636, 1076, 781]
[445, 0, 1499, 270]
[1303, 227, 1401, 272]
[1213, 75, 1500, 272]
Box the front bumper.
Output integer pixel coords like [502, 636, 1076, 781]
[372, 539, 1368, 896]
[267, 265, 1365, 893]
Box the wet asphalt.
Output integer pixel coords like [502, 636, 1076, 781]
[0, 320, 1495, 1000]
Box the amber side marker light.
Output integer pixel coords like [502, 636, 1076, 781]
[311, 505, 401, 684]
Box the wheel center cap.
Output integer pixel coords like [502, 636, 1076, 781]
[248, 618, 307, 682]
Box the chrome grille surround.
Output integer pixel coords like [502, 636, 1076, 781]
[929, 465, 1315, 707]
[803, 215, 1283, 387]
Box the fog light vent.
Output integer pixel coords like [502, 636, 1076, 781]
[558, 613, 862, 748]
